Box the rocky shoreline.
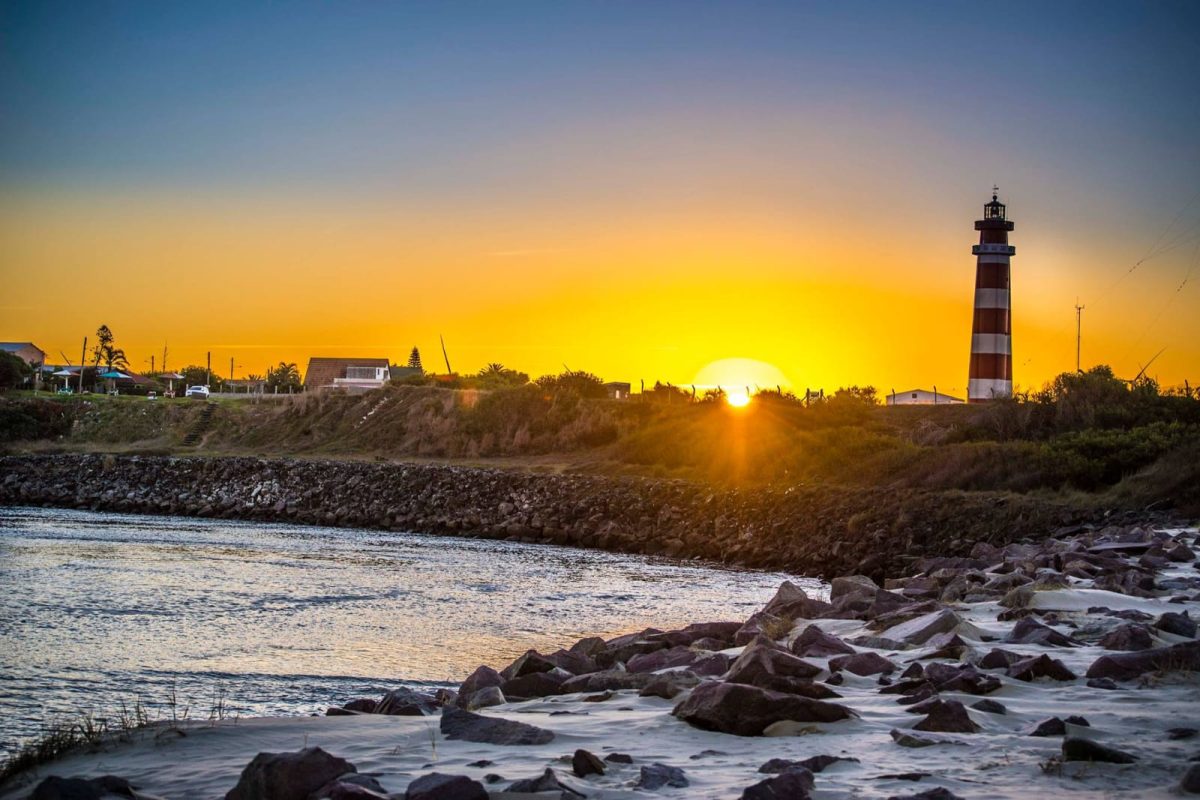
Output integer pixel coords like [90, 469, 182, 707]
[0, 454, 1173, 578]
[4, 518, 1199, 798]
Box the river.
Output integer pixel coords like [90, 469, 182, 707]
[0, 506, 818, 758]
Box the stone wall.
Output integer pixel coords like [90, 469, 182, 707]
[0, 454, 1157, 579]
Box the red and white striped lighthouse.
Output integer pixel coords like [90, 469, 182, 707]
[968, 188, 1014, 402]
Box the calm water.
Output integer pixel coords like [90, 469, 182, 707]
[0, 506, 816, 757]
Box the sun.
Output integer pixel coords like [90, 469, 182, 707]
[726, 390, 752, 408]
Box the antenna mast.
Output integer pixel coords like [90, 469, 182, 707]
[1074, 299, 1085, 373]
[439, 335, 453, 374]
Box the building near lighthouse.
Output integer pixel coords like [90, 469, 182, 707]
[968, 189, 1015, 401]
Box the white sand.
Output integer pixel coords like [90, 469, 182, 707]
[3, 530, 1198, 799]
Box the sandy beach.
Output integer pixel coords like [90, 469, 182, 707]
[3, 524, 1197, 799]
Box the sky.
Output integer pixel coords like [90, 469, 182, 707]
[2, 1, 1199, 393]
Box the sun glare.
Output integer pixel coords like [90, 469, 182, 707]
[726, 390, 752, 408]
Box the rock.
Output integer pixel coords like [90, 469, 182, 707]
[724, 637, 822, 687]
[225, 747, 355, 800]
[673, 682, 854, 736]
[340, 698, 378, 713]
[791, 625, 856, 658]
[690, 653, 734, 676]
[1087, 677, 1119, 690]
[638, 671, 699, 699]
[560, 669, 654, 693]
[889, 729, 942, 748]
[404, 773, 487, 800]
[31, 776, 145, 800]
[1005, 617, 1076, 647]
[439, 707, 554, 745]
[1098, 623, 1155, 651]
[900, 663, 924, 680]
[879, 610, 967, 646]
[604, 753, 633, 764]
[500, 650, 558, 680]
[627, 645, 700, 673]
[830, 574, 879, 601]
[375, 688, 438, 716]
[572, 749, 606, 778]
[740, 767, 814, 799]
[1006, 654, 1076, 682]
[976, 648, 1021, 669]
[885, 789, 963, 800]
[1086, 641, 1200, 681]
[636, 764, 688, 790]
[970, 699, 1006, 715]
[912, 699, 980, 733]
[1181, 763, 1200, 794]
[456, 666, 503, 708]
[502, 670, 568, 699]
[1168, 727, 1199, 740]
[464, 686, 505, 709]
[319, 779, 389, 800]
[829, 651, 896, 676]
[1062, 737, 1137, 763]
[507, 768, 584, 797]
[735, 612, 790, 646]
[794, 754, 859, 773]
[1026, 717, 1067, 737]
[1156, 611, 1197, 638]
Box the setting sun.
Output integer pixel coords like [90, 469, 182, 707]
[726, 390, 752, 408]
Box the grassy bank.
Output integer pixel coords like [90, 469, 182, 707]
[2, 367, 1197, 514]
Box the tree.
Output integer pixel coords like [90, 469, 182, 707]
[266, 361, 302, 393]
[407, 347, 423, 372]
[180, 365, 224, 391]
[0, 351, 31, 390]
[534, 369, 606, 398]
[90, 324, 129, 372]
[477, 362, 529, 388]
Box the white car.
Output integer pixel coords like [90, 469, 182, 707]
[185, 386, 210, 400]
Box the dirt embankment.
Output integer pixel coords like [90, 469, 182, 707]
[0, 454, 1169, 579]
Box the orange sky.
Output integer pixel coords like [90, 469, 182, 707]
[2, 4, 1198, 394]
[3, 180, 1197, 395]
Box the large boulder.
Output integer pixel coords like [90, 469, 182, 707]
[791, 625, 856, 658]
[878, 609, 970, 646]
[455, 666, 503, 708]
[439, 707, 554, 745]
[911, 699, 981, 733]
[626, 645, 701, 673]
[673, 682, 854, 736]
[501, 669, 569, 699]
[636, 764, 688, 790]
[1061, 737, 1137, 764]
[404, 773, 487, 800]
[375, 688, 438, 716]
[1156, 611, 1197, 638]
[1005, 617, 1076, 647]
[829, 575, 878, 602]
[32, 776, 152, 800]
[507, 768, 585, 797]
[725, 637, 822, 689]
[225, 747, 355, 800]
[1086, 641, 1200, 681]
[829, 651, 896, 676]
[740, 767, 814, 799]
[1006, 654, 1076, 682]
[560, 669, 654, 693]
[1098, 623, 1155, 651]
[500, 650, 558, 680]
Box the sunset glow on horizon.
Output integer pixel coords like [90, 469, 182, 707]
[2, 2, 1198, 392]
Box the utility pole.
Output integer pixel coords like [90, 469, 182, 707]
[439, 335, 452, 374]
[206, 351, 211, 387]
[230, 357, 234, 381]
[1075, 299, 1085, 373]
[149, 355, 155, 374]
[79, 337, 87, 394]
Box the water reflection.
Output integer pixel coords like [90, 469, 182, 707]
[0, 506, 821, 757]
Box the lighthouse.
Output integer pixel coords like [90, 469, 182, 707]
[968, 188, 1014, 402]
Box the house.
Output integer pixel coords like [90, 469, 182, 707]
[603, 381, 632, 400]
[886, 388, 964, 406]
[1, 342, 46, 370]
[303, 358, 392, 392]
[388, 366, 423, 382]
